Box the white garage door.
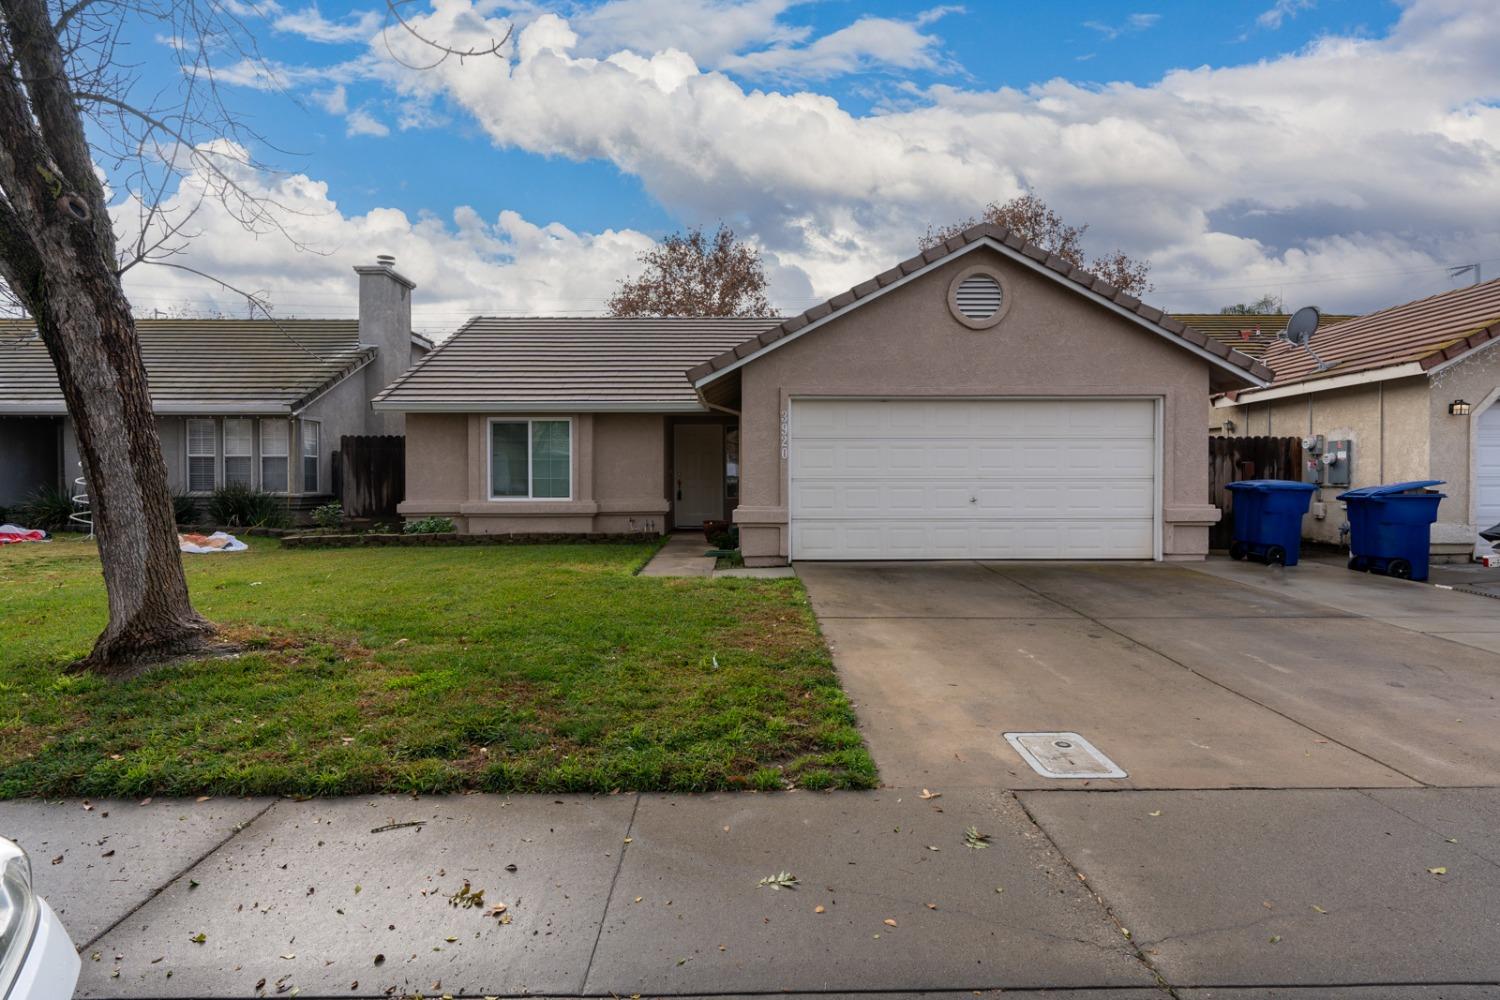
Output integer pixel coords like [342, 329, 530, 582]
[789, 398, 1158, 560]
[1476, 404, 1500, 541]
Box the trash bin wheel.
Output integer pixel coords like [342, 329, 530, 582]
[1229, 541, 1248, 561]
[1265, 544, 1287, 566]
[1348, 555, 1369, 572]
[1387, 557, 1413, 580]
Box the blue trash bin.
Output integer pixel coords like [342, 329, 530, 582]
[1224, 480, 1318, 565]
[1336, 480, 1446, 581]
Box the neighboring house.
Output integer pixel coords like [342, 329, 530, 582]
[1213, 278, 1500, 556]
[0, 260, 426, 515]
[375, 224, 1269, 565]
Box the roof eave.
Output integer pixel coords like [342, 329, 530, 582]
[1220, 361, 1427, 406]
[371, 399, 712, 413]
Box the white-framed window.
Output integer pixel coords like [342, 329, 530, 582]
[260, 419, 289, 493]
[488, 418, 572, 500]
[301, 420, 320, 493]
[186, 418, 217, 493]
[223, 418, 254, 489]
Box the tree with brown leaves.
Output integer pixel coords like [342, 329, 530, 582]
[608, 224, 776, 318]
[922, 192, 1153, 297]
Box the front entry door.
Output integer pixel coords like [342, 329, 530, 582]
[673, 423, 724, 530]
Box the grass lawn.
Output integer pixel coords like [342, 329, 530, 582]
[0, 537, 875, 797]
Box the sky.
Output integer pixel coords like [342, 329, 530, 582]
[95, 0, 1500, 335]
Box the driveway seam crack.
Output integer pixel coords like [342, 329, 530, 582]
[81, 796, 280, 951]
[978, 562, 1431, 789]
[580, 791, 640, 993]
[1009, 790, 1181, 998]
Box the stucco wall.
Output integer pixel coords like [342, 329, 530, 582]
[398, 411, 670, 534]
[303, 364, 384, 495]
[0, 416, 62, 507]
[733, 245, 1224, 565]
[1215, 376, 1439, 546]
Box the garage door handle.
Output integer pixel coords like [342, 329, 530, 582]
[969, 496, 977, 504]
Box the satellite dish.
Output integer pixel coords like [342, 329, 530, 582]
[1281, 306, 1320, 346]
[1279, 305, 1337, 372]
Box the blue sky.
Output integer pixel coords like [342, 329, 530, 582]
[103, 0, 1497, 331]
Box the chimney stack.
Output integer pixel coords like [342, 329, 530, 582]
[355, 255, 416, 434]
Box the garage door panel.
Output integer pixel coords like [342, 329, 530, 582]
[790, 399, 1158, 560]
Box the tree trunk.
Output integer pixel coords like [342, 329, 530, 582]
[0, 0, 213, 675]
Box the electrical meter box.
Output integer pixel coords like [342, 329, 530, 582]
[1322, 438, 1353, 487]
[1301, 435, 1324, 484]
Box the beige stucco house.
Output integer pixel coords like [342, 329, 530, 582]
[375, 224, 1270, 565]
[1213, 278, 1500, 557]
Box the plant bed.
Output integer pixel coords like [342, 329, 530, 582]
[0, 537, 875, 797]
[282, 530, 664, 549]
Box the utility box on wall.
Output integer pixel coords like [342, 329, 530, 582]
[1322, 438, 1353, 487]
[1301, 435, 1324, 484]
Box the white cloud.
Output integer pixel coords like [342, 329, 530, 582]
[274, 5, 384, 44]
[1258, 0, 1315, 30]
[720, 9, 957, 80]
[111, 152, 663, 333]
[310, 83, 348, 114]
[345, 106, 391, 137]
[355, 0, 1500, 313]
[1084, 12, 1161, 41]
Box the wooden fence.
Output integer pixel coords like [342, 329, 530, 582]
[1208, 436, 1304, 550]
[336, 434, 404, 518]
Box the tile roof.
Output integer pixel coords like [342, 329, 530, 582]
[1168, 313, 1354, 360]
[687, 223, 1273, 387]
[1254, 278, 1500, 390]
[0, 319, 375, 413]
[372, 317, 779, 412]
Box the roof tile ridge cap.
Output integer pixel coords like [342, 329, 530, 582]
[372, 317, 475, 400]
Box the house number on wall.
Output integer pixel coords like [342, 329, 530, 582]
[779, 407, 789, 460]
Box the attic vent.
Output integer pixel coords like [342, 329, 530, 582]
[955, 274, 1004, 319]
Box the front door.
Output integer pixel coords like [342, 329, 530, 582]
[673, 423, 724, 530]
[1477, 404, 1500, 547]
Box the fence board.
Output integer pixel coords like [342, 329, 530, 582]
[1208, 436, 1304, 549]
[337, 435, 405, 518]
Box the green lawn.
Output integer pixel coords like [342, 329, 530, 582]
[0, 537, 875, 797]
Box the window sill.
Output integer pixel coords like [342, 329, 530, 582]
[458, 500, 599, 516]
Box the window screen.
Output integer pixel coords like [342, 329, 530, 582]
[490, 422, 529, 498]
[260, 419, 289, 493]
[223, 418, 254, 488]
[186, 419, 217, 493]
[301, 421, 320, 493]
[530, 421, 570, 498]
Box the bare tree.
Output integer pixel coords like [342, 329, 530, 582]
[0, 0, 313, 674]
[608, 224, 777, 318]
[922, 191, 1154, 297]
[1219, 293, 1285, 315]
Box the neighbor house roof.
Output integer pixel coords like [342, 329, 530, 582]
[1167, 313, 1354, 360]
[0, 318, 378, 415]
[687, 223, 1274, 392]
[1230, 278, 1500, 401]
[372, 317, 779, 412]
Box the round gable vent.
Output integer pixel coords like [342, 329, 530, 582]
[947, 267, 1010, 329]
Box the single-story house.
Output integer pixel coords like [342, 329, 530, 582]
[1213, 278, 1500, 557]
[375, 224, 1269, 565]
[0, 260, 427, 513]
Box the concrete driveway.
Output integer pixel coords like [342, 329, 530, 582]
[798, 558, 1500, 789]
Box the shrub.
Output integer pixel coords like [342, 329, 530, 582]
[171, 493, 199, 525]
[403, 516, 455, 534]
[207, 484, 292, 529]
[311, 502, 344, 530]
[12, 487, 77, 532]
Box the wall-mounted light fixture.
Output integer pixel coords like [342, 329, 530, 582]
[1450, 399, 1472, 416]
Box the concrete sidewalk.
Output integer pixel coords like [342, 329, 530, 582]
[6, 786, 1499, 997]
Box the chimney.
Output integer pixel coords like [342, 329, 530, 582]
[355, 255, 416, 434]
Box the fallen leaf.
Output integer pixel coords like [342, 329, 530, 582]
[444, 936, 457, 943]
[189, 932, 206, 944]
[814, 905, 826, 914]
[758, 871, 799, 890]
[1269, 935, 1282, 944]
[926, 902, 937, 910]
[963, 826, 991, 850]
[1312, 905, 1327, 914]
[280, 953, 295, 960]
[919, 789, 941, 800]
[1427, 867, 1448, 875]
[925, 845, 941, 852]
[883, 918, 897, 927]
[1148, 810, 1162, 817]
[1122, 928, 1132, 939]
[373, 955, 384, 965]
